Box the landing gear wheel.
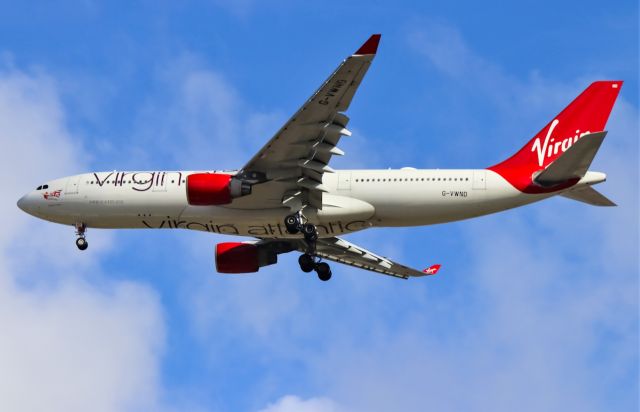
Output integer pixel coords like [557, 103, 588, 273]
[316, 262, 332, 281]
[76, 237, 88, 251]
[284, 214, 300, 234]
[302, 223, 318, 242]
[74, 223, 88, 251]
[298, 254, 315, 273]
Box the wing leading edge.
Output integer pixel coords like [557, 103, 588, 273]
[234, 35, 382, 212]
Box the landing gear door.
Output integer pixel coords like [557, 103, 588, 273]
[65, 175, 81, 195]
[337, 172, 351, 191]
[473, 170, 486, 190]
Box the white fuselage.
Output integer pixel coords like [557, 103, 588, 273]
[17, 169, 602, 238]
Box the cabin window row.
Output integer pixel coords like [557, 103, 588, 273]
[353, 177, 470, 183]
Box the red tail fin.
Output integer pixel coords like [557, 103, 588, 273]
[488, 81, 622, 193]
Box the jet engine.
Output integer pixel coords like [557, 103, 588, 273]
[186, 173, 252, 206]
[215, 242, 278, 273]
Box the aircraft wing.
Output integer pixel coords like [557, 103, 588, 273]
[260, 236, 440, 279]
[234, 35, 381, 211]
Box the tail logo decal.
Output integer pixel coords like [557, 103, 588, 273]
[531, 119, 591, 167]
[423, 264, 441, 275]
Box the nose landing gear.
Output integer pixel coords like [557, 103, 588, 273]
[75, 223, 88, 251]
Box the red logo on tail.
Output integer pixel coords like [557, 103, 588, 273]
[423, 264, 441, 275]
[488, 81, 622, 194]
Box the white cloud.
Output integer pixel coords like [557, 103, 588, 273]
[257, 395, 347, 412]
[0, 66, 166, 412]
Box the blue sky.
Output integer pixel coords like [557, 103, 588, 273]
[0, 1, 638, 411]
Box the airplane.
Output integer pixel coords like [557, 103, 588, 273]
[17, 34, 622, 281]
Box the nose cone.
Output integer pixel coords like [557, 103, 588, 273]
[17, 193, 37, 216]
[17, 195, 27, 212]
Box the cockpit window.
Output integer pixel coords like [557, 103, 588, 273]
[43, 184, 49, 189]
[36, 186, 42, 190]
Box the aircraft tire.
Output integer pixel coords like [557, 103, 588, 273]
[298, 254, 315, 273]
[284, 215, 300, 234]
[316, 262, 332, 281]
[302, 224, 318, 242]
[76, 237, 88, 251]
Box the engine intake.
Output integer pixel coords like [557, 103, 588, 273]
[187, 173, 251, 206]
[215, 242, 278, 274]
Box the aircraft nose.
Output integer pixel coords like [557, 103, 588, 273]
[17, 193, 36, 215]
[17, 195, 27, 212]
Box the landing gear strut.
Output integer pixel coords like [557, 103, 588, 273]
[75, 223, 88, 251]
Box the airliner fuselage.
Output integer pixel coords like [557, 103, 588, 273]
[18, 168, 605, 237]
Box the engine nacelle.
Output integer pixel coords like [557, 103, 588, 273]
[215, 242, 278, 274]
[186, 173, 251, 206]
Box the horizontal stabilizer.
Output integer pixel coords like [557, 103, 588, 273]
[534, 131, 607, 187]
[561, 186, 616, 206]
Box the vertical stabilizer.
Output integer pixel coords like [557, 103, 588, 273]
[488, 81, 622, 193]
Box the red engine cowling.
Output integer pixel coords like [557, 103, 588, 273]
[215, 242, 278, 274]
[187, 173, 253, 205]
[187, 173, 232, 205]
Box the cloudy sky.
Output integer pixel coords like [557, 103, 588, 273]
[0, 1, 638, 411]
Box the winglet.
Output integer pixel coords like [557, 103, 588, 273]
[422, 264, 441, 276]
[354, 34, 381, 55]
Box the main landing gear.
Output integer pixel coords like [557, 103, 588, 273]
[285, 213, 332, 281]
[285, 213, 317, 241]
[75, 222, 88, 251]
[298, 253, 332, 281]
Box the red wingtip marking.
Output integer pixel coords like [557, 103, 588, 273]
[354, 34, 381, 55]
[423, 264, 441, 275]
